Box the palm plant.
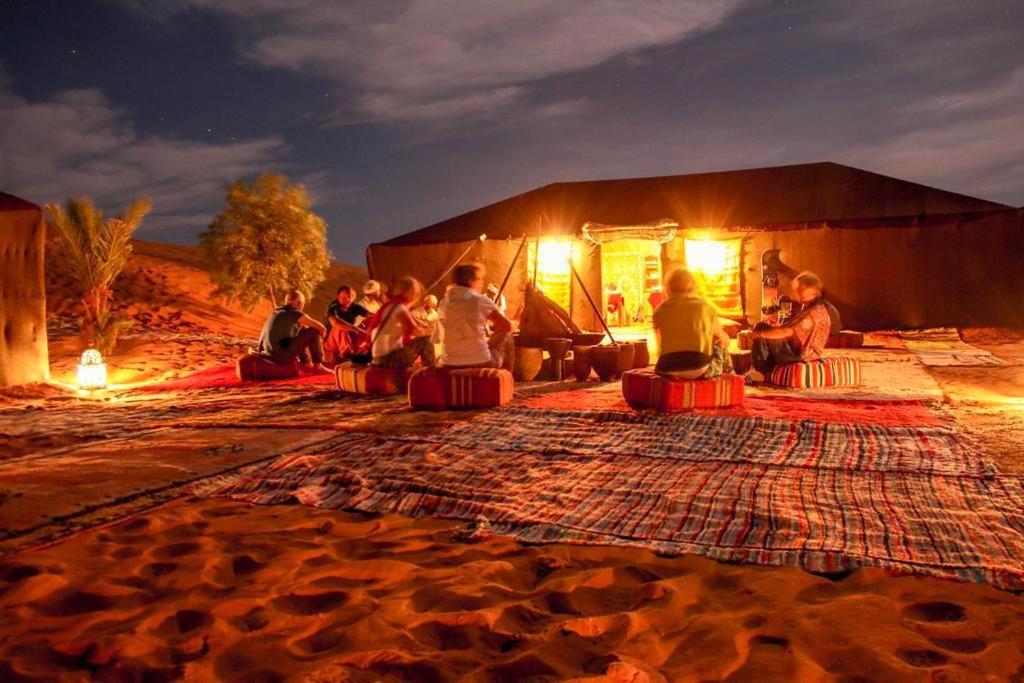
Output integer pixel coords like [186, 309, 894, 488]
[45, 197, 151, 356]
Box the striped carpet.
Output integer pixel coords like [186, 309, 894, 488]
[203, 407, 1024, 589]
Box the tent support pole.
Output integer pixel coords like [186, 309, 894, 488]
[425, 235, 486, 295]
[495, 235, 528, 302]
[567, 257, 615, 344]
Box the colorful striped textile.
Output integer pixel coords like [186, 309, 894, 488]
[335, 363, 410, 396]
[409, 367, 513, 410]
[770, 357, 862, 388]
[622, 369, 744, 411]
[425, 406, 992, 477]
[204, 426, 1024, 589]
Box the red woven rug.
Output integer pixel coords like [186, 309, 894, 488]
[136, 363, 335, 393]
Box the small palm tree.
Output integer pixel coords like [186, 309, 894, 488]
[45, 197, 151, 356]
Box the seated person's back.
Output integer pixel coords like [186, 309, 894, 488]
[653, 268, 731, 378]
[436, 264, 514, 368]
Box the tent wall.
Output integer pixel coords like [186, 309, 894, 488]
[664, 209, 1024, 329]
[0, 206, 49, 386]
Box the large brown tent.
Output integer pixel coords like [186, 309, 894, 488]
[367, 162, 1024, 330]
[0, 192, 49, 386]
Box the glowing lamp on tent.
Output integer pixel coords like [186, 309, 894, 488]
[528, 239, 574, 312]
[684, 236, 743, 317]
[77, 348, 107, 390]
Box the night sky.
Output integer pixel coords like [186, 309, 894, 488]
[2, 0, 1022, 265]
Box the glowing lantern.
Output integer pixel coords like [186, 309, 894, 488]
[684, 236, 743, 316]
[528, 239, 574, 311]
[77, 348, 107, 390]
[684, 238, 730, 276]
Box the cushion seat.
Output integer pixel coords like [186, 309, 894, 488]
[621, 368, 745, 410]
[409, 367, 514, 410]
[236, 353, 300, 381]
[335, 363, 411, 395]
[768, 357, 862, 388]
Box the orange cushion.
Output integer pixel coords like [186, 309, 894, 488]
[409, 367, 514, 410]
[622, 369, 745, 410]
[335, 363, 411, 395]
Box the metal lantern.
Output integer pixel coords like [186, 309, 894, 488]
[76, 348, 107, 390]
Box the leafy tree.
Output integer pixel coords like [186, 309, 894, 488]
[45, 197, 151, 356]
[200, 172, 332, 310]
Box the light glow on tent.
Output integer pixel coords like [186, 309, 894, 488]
[536, 240, 572, 276]
[77, 348, 107, 390]
[684, 237, 730, 276]
[684, 236, 743, 316]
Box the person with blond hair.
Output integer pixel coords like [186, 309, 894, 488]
[652, 268, 733, 378]
[257, 289, 330, 373]
[747, 270, 834, 381]
[367, 276, 435, 369]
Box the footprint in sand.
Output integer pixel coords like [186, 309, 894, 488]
[928, 637, 988, 654]
[269, 590, 348, 615]
[901, 601, 967, 623]
[895, 648, 949, 668]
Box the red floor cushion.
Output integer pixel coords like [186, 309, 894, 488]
[236, 353, 300, 381]
[622, 369, 745, 410]
[827, 330, 865, 348]
[769, 357, 862, 388]
[335, 363, 411, 395]
[409, 367, 514, 410]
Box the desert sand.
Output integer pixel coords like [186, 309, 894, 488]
[2, 242, 1024, 681]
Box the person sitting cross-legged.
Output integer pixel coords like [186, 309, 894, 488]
[324, 284, 370, 364]
[369, 276, 436, 369]
[436, 264, 514, 369]
[652, 267, 733, 379]
[257, 289, 330, 373]
[747, 270, 833, 382]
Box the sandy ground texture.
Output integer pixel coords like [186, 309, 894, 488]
[2, 242, 1024, 680]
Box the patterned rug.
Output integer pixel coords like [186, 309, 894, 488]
[202, 408, 1024, 589]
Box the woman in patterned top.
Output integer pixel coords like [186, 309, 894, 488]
[748, 271, 832, 382]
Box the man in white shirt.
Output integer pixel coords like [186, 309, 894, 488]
[436, 265, 514, 369]
[357, 280, 383, 315]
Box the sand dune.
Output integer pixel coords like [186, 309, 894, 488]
[3, 499, 1023, 681]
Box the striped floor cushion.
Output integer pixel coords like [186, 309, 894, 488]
[409, 367, 514, 410]
[236, 353, 299, 381]
[621, 369, 745, 410]
[335, 363, 410, 395]
[769, 357, 862, 388]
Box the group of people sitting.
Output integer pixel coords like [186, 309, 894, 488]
[255, 265, 514, 374]
[256, 259, 839, 385]
[653, 266, 839, 383]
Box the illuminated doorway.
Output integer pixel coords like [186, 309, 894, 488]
[599, 239, 663, 327]
[683, 236, 743, 317]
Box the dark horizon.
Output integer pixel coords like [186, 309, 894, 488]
[2, 0, 1022, 265]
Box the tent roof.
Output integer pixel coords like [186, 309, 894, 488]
[0, 192, 41, 212]
[379, 162, 1011, 246]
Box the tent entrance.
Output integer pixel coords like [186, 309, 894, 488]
[600, 239, 663, 327]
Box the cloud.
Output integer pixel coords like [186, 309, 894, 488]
[0, 74, 288, 236]
[139, 0, 748, 121]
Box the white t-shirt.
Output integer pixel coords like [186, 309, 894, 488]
[371, 303, 407, 359]
[358, 296, 382, 315]
[436, 286, 498, 366]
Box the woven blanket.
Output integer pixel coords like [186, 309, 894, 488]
[901, 328, 1006, 367]
[203, 430, 1024, 589]
[421, 407, 992, 478]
